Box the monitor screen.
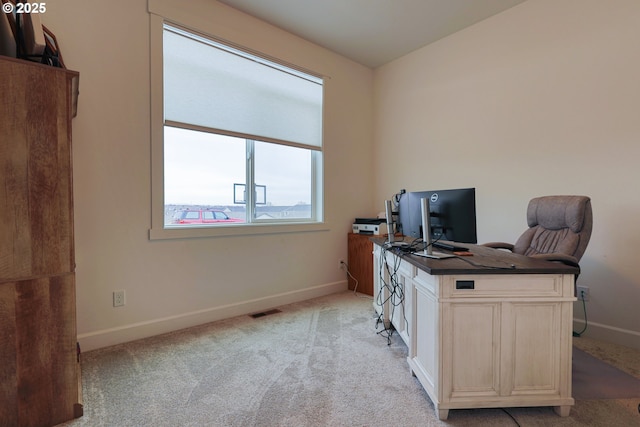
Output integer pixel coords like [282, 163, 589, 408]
[398, 187, 477, 243]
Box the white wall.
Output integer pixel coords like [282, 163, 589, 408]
[373, 0, 640, 349]
[41, 0, 374, 351]
[39, 0, 640, 352]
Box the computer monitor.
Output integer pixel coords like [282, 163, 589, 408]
[398, 187, 477, 244]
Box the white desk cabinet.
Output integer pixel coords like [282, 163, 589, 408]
[373, 241, 576, 420]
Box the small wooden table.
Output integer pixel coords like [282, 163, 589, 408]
[347, 233, 374, 295]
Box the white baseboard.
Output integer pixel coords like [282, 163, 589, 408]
[573, 318, 640, 350]
[79, 280, 348, 352]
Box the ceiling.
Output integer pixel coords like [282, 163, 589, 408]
[217, 0, 527, 68]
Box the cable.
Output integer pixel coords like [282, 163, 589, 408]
[500, 408, 521, 426]
[374, 246, 409, 345]
[375, 247, 395, 345]
[573, 288, 588, 337]
[392, 189, 405, 211]
[341, 260, 371, 299]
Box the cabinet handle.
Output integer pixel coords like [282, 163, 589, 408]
[456, 280, 475, 290]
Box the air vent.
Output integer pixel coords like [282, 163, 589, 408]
[249, 309, 282, 319]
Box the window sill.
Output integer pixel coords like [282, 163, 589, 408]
[149, 221, 330, 240]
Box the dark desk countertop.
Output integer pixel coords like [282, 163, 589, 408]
[371, 237, 580, 276]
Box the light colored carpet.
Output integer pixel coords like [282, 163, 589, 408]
[59, 291, 640, 426]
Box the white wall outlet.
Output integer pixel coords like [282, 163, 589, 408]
[576, 285, 589, 301]
[339, 259, 346, 270]
[113, 290, 126, 307]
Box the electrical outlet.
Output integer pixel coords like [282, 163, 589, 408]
[113, 290, 126, 307]
[577, 285, 589, 301]
[339, 259, 346, 270]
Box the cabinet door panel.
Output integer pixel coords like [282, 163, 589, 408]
[390, 275, 407, 341]
[414, 283, 438, 392]
[0, 60, 74, 280]
[1, 275, 78, 426]
[504, 302, 561, 394]
[400, 274, 413, 346]
[445, 303, 501, 398]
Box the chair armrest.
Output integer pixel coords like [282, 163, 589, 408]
[481, 242, 515, 251]
[530, 253, 580, 268]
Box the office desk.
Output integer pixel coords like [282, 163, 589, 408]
[372, 238, 578, 420]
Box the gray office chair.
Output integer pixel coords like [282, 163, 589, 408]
[483, 195, 592, 268]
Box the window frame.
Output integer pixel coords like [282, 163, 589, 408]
[148, 14, 327, 240]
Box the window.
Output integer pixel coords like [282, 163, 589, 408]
[151, 21, 325, 238]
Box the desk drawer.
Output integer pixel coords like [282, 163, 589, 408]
[414, 268, 438, 295]
[398, 259, 414, 277]
[443, 274, 571, 299]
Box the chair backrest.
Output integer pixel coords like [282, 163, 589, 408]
[512, 195, 592, 262]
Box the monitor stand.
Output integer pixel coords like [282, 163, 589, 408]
[414, 249, 455, 259]
[416, 197, 456, 259]
[386, 241, 410, 248]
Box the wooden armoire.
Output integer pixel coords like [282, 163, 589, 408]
[0, 56, 82, 426]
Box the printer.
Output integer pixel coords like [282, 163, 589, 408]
[352, 218, 388, 235]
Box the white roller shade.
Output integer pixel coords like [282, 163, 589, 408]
[163, 25, 323, 149]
